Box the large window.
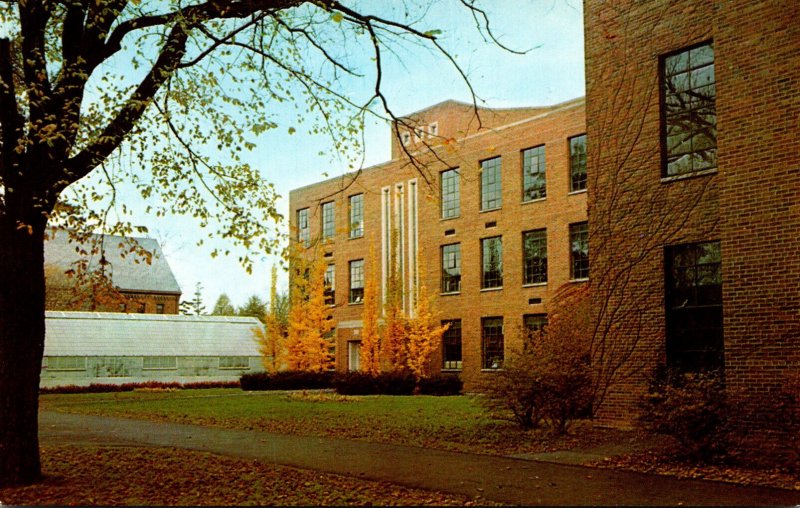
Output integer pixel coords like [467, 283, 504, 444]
[349, 259, 364, 303]
[47, 356, 86, 371]
[569, 134, 587, 192]
[142, 356, 177, 370]
[665, 241, 723, 372]
[522, 145, 546, 201]
[570, 222, 589, 280]
[662, 42, 716, 176]
[297, 208, 310, 246]
[442, 319, 462, 370]
[441, 243, 461, 293]
[440, 168, 460, 219]
[219, 356, 250, 369]
[482, 317, 504, 369]
[480, 157, 502, 211]
[324, 263, 335, 306]
[523, 229, 547, 285]
[349, 194, 364, 238]
[481, 236, 503, 289]
[321, 201, 335, 240]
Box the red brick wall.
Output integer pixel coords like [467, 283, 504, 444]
[290, 99, 587, 387]
[584, 0, 800, 422]
[119, 292, 180, 314]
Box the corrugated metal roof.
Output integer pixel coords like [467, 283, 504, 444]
[44, 230, 182, 294]
[44, 311, 264, 356]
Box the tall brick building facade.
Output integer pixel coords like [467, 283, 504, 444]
[584, 0, 800, 420]
[289, 99, 587, 386]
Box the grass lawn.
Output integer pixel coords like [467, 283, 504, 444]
[0, 445, 496, 506]
[39, 388, 626, 456]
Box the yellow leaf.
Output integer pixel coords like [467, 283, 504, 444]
[331, 12, 344, 23]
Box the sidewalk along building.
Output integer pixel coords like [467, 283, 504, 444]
[584, 0, 800, 421]
[41, 311, 265, 388]
[44, 229, 182, 314]
[289, 98, 587, 387]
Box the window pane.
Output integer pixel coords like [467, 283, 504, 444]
[570, 222, 589, 279]
[569, 135, 587, 192]
[143, 356, 177, 370]
[665, 241, 723, 372]
[442, 319, 462, 370]
[441, 243, 461, 293]
[219, 356, 250, 369]
[349, 194, 364, 238]
[523, 229, 547, 284]
[321, 202, 335, 239]
[481, 157, 502, 210]
[522, 146, 546, 201]
[324, 264, 335, 306]
[482, 317, 504, 369]
[481, 236, 503, 289]
[662, 42, 716, 176]
[297, 208, 310, 247]
[441, 169, 460, 219]
[349, 259, 364, 303]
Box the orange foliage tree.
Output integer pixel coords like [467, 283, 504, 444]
[286, 250, 335, 372]
[360, 245, 381, 375]
[256, 265, 287, 372]
[405, 285, 449, 381]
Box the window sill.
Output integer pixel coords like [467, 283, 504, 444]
[440, 291, 461, 296]
[522, 282, 547, 288]
[661, 168, 718, 183]
[219, 367, 250, 371]
[440, 215, 460, 222]
[142, 368, 178, 371]
[568, 188, 588, 196]
[441, 368, 462, 373]
[480, 207, 501, 213]
[570, 278, 589, 283]
[480, 287, 503, 292]
[521, 197, 546, 205]
[348, 301, 364, 306]
[349, 234, 364, 240]
[481, 368, 504, 373]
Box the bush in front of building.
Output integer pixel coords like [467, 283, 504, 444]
[641, 366, 800, 469]
[332, 371, 416, 395]
[639, 366, 734, 463]
[417, 374, 463, 396]
[239, 371, 334, 391]
[41, 380, 239, 394]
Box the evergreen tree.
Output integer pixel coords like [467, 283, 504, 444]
[211, 293, 236, 316]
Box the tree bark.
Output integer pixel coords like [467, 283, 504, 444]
[0, 215, 47, 486]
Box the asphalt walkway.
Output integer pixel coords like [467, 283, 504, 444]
[39, 411, 800, 506]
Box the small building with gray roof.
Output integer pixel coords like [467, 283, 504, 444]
[41, 311, 266, 387]
[44, 229, 182, 314]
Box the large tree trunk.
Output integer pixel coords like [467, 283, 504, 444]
[0, 215, 47, 486]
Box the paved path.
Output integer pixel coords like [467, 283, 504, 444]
[39, 411, 800, 506]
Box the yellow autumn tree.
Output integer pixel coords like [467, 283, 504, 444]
[383, 229, 408, 371]
[360, 244, 381, 375]
[405, 285, 449, 381]
[256, 265, 287, 372]
[286, 249, 336, 372]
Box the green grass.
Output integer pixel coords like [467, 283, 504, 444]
[39, 388, 619, 456]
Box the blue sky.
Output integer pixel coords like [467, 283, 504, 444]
[89, 0, 586, 309]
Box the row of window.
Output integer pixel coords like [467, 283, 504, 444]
[118, 302, 165, 314]
[443, 222, 589, 293]
[44, 356, 251, 372]
[441, 314, 548, 371]
[295, 135, 586, 245]
[323, 222, 587, 306]
[297, 193, 364, 247]
[442, 134, 586, 219]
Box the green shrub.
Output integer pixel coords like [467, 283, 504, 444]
[417, 374, 463, 396]
[639, 366, 733, 463]
[239, 371, 334, 391]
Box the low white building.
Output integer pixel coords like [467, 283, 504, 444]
[42, 311, 266, 387]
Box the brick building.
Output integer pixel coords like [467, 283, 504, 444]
[289, 98, 587, 386]
[45, 230, 182, 314]
[584, 1, 800, 420]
